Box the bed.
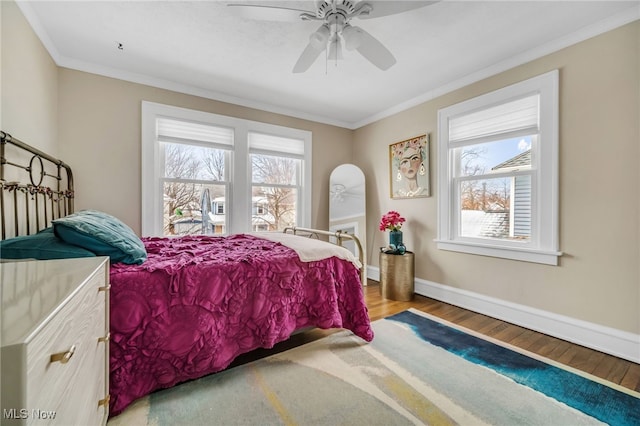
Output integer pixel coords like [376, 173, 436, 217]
[0, 131, 374, 417]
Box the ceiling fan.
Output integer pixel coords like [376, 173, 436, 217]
[227, 1, 437, 73]
[330, 182, 364, 202]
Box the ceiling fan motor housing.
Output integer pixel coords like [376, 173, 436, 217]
[317, 1, 356, 18]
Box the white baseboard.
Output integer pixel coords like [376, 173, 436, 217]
[367, 266, 640, 363]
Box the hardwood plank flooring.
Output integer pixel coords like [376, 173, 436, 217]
[232, 281, 639, 394]
[363, 281, 640, 393]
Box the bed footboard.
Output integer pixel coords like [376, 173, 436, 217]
[283, 226, 366, 283]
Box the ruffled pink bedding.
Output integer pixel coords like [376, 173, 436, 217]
[108, 234, 373, 416]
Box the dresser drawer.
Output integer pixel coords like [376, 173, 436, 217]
[26, 268, 107, 425]
[1, 258, 109, 426]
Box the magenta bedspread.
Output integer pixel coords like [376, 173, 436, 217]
[108, 234, 373, 416]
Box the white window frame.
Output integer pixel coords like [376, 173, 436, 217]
[141, 102, 312, 236]
[436, 70, 562, 265]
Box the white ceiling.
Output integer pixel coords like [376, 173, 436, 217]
[18, 0, 639, 129]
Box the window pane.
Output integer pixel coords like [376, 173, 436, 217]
[455, 136, 533, 177]
[162, 142, 226, 181]
[251, 186, 297, 231]
[459, 176, 531, 241]
[163, 182, 226, 236]
[251, 154, 299, 185]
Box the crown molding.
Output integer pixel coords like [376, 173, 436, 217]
[352, 3, 640, 129]
[16, 1, 640, 131]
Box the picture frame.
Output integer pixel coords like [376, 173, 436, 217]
[389, 134, 430, 199]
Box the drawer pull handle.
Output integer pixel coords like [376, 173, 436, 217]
[98, 285, 111, 292]
[50, 345, 76, 364]
[98, 395, 110, 407]
[98, 333, 111, 343]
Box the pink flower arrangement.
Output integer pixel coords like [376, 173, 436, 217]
[379, 210, 406, 232]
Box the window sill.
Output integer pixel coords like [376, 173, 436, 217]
[435, 240, 562, 266]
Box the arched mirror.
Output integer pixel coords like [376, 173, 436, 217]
[329, 164, 366, 282]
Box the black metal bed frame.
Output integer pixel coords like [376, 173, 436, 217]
[0, 131, 74, 239]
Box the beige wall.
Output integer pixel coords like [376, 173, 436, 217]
[354, 21, 640, 334]
[4, 0, 639, 337]
[1, 1, 58, 155]
[2, 0, 351, 237]
[57, 69, 352, 233]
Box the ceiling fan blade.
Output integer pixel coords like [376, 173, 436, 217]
[226, 2, 313, 21]
[355, 1, 439, 19]
[292, 43, 325, 73]
[354, 27, 396, 70]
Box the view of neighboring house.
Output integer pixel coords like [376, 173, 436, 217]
[172, 195, 292, 236]
[494, 150, 532, 239]
[461, 150, 531, 241]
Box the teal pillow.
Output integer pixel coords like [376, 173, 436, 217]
[53, 210, 147, 264]
[0, 228, 96, 260]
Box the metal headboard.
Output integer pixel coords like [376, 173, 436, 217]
[0, 131, 74, 239]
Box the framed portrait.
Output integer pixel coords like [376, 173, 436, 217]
[389, 134, 430, 199]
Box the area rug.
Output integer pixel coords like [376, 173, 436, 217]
[107, 308, 640, 426]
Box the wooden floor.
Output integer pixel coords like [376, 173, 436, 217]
[233, 281, 640, 393]
[362, 281, 640, 393]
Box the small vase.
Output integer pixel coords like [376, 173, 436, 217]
[389, 230, 403, 248]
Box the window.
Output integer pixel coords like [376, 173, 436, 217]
[215, 201, 225, 215]
[254, 203, 265, 215]
[436, 70, 561, 265]
[250, 132, 304, 232]
[155, 117, 232, 236]
[141, 102, 312, 237]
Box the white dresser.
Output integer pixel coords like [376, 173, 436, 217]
[1, 257, 110, 425]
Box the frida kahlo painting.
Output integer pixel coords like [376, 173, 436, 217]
[389, 134, 430, 199]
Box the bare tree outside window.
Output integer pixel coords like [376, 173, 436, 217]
[251, 154, 299, 231]
[203, 149, 225, 181]
[459, 145, 512, 212]
[162, 144, 301, 235]
[143, 104, 311, 238]
[460, 147, 487, 211]
[162, 143, 227, 236]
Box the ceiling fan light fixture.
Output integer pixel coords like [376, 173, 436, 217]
[229, 0, 423, 73]
[341, 24, 363, 50]
[331, 183, 346, 202]
[309, 24, 330, 49]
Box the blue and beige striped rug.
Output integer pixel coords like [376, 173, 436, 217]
[108, 309, 640, 425]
